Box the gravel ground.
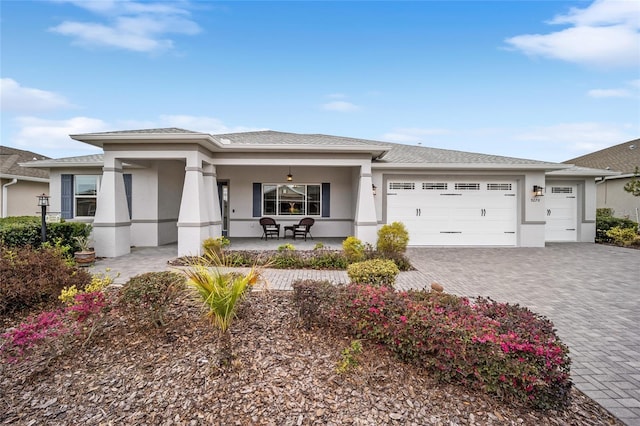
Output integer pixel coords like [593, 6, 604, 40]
[0, 291, 623, 426]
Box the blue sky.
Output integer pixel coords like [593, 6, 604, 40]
[1, 0, 639, 163]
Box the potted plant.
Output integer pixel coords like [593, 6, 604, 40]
[73, 234, 95, 267]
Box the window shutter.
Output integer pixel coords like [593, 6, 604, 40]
[61, 174, 73, 219]
[252, 183, 261, 217]
[321, 182, 330, 217]
[123, 174, 132, 219]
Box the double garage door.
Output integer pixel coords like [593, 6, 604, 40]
[386, 179, 517, 246]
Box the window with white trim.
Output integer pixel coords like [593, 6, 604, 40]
[263, 184, 321, 216]
[75, 175, 99, 217]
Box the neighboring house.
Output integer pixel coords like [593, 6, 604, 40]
[564, 139, 640, 223]
[0, 146, 50, 218]
[22, 128, 614, 257]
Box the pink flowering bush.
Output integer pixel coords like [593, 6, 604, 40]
[294, 282, 572, 410]
[1, 291, 110, 364]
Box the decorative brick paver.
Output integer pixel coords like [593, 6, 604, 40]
[92, 241, 640, 425]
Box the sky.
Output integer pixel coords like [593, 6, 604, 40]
[1, 0, 639, 163]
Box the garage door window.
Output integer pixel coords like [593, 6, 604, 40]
[552, 187, 573, 194]
[487, 183, 512, 191]
[389, 182, 415, 190]
[423, 183, 447, 190]
[454, 183, 480, 190]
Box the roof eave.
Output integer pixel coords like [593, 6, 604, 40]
[0, 173, 49, 183]
[71, 132, 219, 149]
[20, 160, 104, 169]
[372, 163, 569, 171]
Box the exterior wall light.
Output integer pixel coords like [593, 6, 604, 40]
[287, 166, 293, 182]
[372, 184, 377, 196]
[36, 193, 50, 242]
[533, 185, 544, 197]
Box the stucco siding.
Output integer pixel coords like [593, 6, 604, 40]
[597, 178, 640, 221]
[1, 178, 49, 217]
[217, 165, 354, 238]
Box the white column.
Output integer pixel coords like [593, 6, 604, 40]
[92, 156, 131, 257]
[354, 164, 378, 245]
[177, 153, 210, 256]
[203, 163, 222, 238]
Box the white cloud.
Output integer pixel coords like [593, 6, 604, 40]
[587, 88, 632, 98]
[1, 78, 72, 112]
[12, 116, 108, 153]
[322, 101, 359, 112]
[381, 127, 450, 143]
[505, 0, 640, 68]
[515, 122, 638, 155]
[49, 1, 201, 53]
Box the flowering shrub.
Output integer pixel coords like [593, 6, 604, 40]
[59, 270, 118, 305]
[605, 226, 639, 247]
[1, 291, 111, 364]
[297, 283, 572, 410]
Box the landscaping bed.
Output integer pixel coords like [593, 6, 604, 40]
[0, 291, 623, 425]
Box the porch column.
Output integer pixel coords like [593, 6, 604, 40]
[203, 163, 222, 238]
[177, 154, 209, 256]
[354, 165, 378, 245]
[92, 157, 131, 257]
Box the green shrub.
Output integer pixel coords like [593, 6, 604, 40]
[277, 243, 295, 252]
[0, 217, 90, 250]
[0, 245, 91, 314]
[331, 284, 571, 410]
[347, 258, 399, 288]
[202, 236, 230, 257]
[376, 222, 409, 256]
[307, 250, 349, 270]
[605, 226, 639, 247]
[119, 271, 186, 327]
[342, 236, 365, 262]
[291, 279, 339, 329]
[596, 215, 638, 243]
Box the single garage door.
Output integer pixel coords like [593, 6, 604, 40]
[386, 179, 517, 246]
[545, 185, 578, 242]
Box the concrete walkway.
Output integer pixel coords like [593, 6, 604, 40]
[89, 241, 640, 425]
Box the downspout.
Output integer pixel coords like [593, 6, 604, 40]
[2, 178, 18, 218]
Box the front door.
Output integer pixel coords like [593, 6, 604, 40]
[217, 181, 229, 236]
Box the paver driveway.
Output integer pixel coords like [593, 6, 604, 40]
[405, 243, 640, 425]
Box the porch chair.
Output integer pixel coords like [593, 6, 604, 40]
[259, 217, 280, 240]
[286, 217, 315, 241]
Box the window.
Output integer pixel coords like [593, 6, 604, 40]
[454, 183, 480, 190]
[552, 187, 573, 194]
[75, 175, 99, 216]
[423, 182, 447, 190]
[262, 184, 321, 216]
[487, 183, 512, 191]
[389, 182, 415, 190]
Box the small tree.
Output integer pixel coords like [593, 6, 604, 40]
[183, 251, 261, 367]
[623, 167, 640, 197]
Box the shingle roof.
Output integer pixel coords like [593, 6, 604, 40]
[0, 146, 50, 179]
[20, 154, 104, 168]
[25, 129, 564, 168]
[213, 130, 558, 165]
[79, 127, 201, 136]
[564, 139, 640, 174]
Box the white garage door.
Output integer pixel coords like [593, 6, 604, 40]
[386, 179, 517, 246]
[545, 185, 577, 242]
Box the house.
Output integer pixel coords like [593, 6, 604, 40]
[564, 139, 640, 223]
[21, 128, 615, 257]
[0, 146, 50, 218]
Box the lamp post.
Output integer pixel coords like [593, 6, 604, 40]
[37, 193, 50, 243]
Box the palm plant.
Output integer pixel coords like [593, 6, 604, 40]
[183, 249, 261, 367]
